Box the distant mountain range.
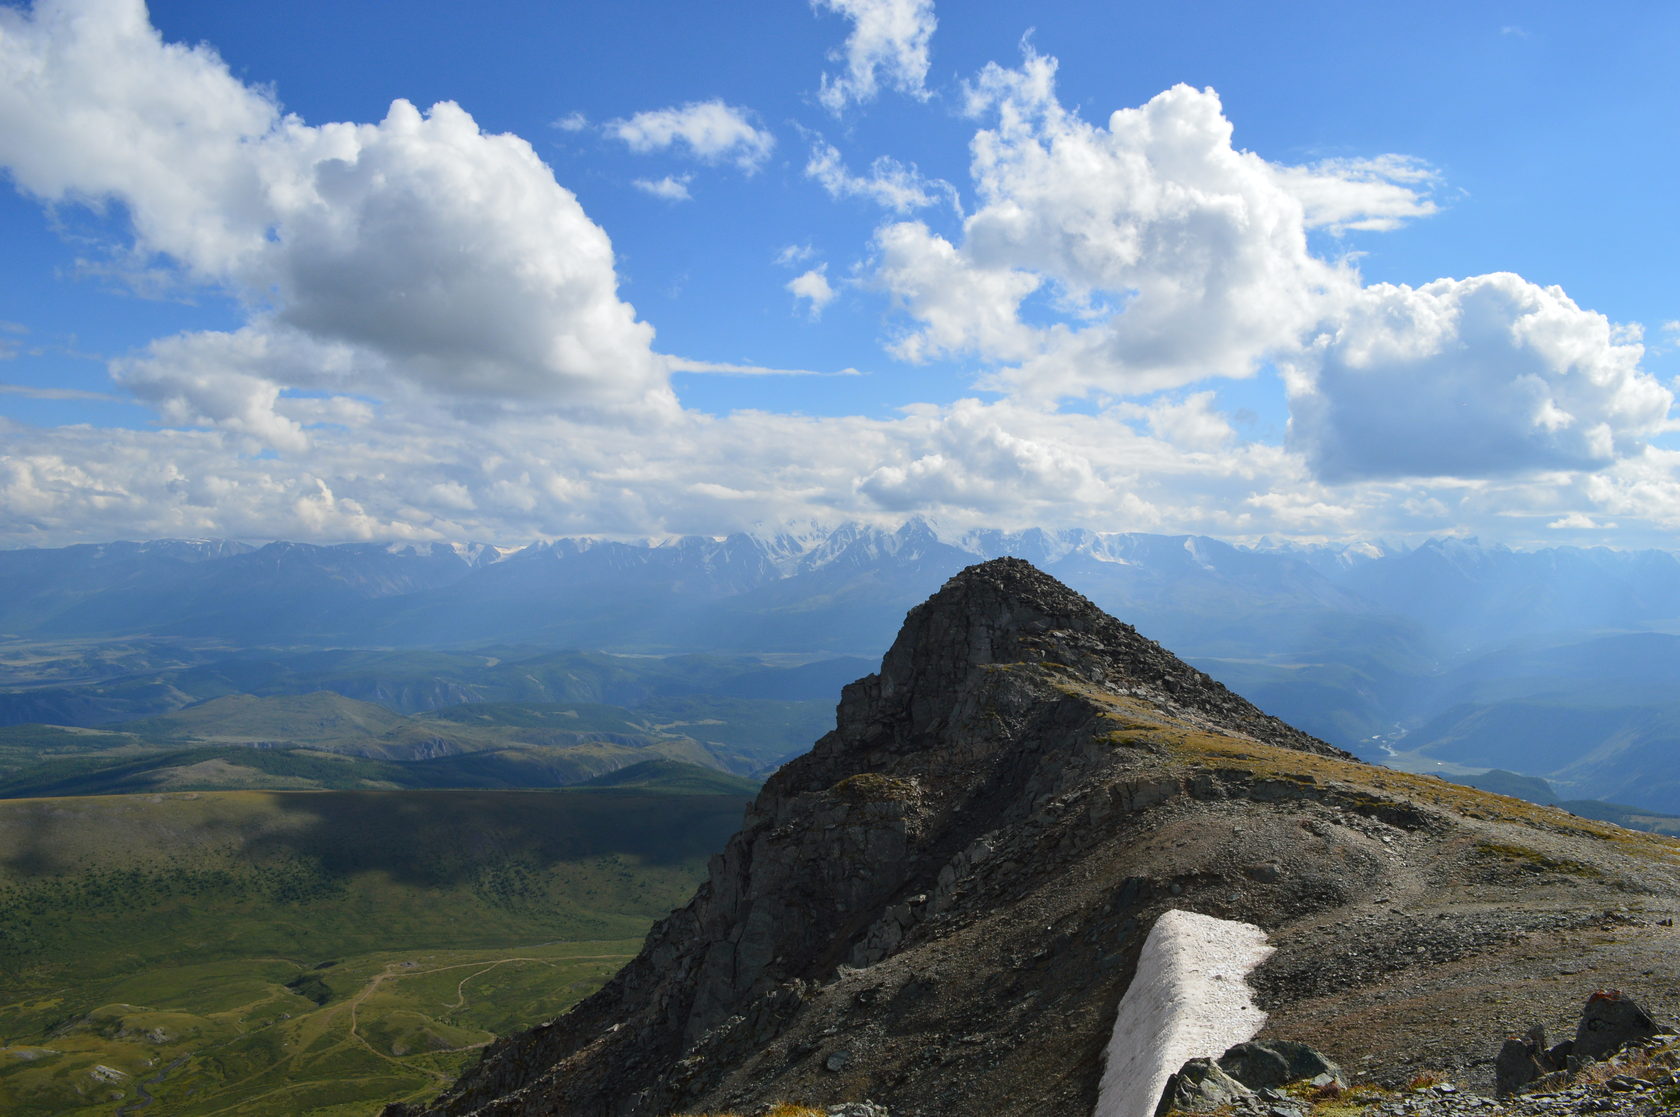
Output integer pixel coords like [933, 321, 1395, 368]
[8, 523, 1680, 653]
[4, 521, 1680, 813]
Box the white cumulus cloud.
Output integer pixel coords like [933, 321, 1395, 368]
[805, 139, 955, 213]
[606, 100, 774, 172]
[788, 266, 837, 318]
[2, 6, 1675, 550]
[634, 174, 693, 201]
[1285, 273, 1672, 481]
[877, 54, 1376, 398]
[813, 0, 936, 114]
[873, 220, 1040, 364]
[0, 0, 674, 441]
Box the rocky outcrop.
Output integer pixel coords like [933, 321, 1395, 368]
[1497, 993, 1666, 1097]
[395, 559, 1680, 1117]
[1158, 1040, 1342, 1114]
[1576, 991, 1660, 1062]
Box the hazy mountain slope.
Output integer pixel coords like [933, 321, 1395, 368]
[8, 524, 1680, 815]
[0, 540, 253, 634]
[1404, 702, 1680, 815]
[1329, 539, 1680, 648]
[8, 526, 1680, 658]
[0, 685, 832, 796]
[0, 746, 765, 799]
[0, 645, 854, 725]
[0, 524, 1387, 652]
[573, 759, 762, 796]
[1448, 769, 1680, 837]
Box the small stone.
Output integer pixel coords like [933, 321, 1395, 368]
[824, 1049, 852, 1072]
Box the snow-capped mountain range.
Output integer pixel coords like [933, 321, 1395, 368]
[4, 520, 1680, 812]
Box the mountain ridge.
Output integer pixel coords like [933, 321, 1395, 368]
[394, 559, 1680, 1117]
[9, 524, 1680, 814]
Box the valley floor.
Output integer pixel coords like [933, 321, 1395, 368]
[1, 939, 637, 1115]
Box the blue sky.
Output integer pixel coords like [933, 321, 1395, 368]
[1, 0, 1677, 547]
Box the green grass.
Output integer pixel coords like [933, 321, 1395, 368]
[0, 940, 638, 1115]
[575, 759, 761, 796]
[0, 787, 749, 1114]
[0, 743, 732, 799]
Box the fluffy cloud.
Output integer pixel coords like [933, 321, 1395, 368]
[1111, 392, 1237, 453]
[813, 0, 936, 113]
[0, 0, 279, 278]
[1274, 155, 1441, 234]
[1286, 273, 1672, 481]
[788, 267, 837, 317]
[4, 5, 1675, 550]
[877, 55, 1389, 397]
[606, 100, 774, 171]
[6, 380, 1680, 549]
[873, 221, 1039, 363]
[805, 139, 955, 212]
[0, 0, 672, 438]
[0, 397, 1285, 544]
[856, 400, 1103, 514]
[634, 174, 694, 201]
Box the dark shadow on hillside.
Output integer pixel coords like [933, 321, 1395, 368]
[240, 789, 751, 887]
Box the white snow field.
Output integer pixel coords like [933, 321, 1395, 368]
[1094, 908, 1276, 1117]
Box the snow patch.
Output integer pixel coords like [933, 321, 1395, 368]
[1094, 908, 1274, 1117]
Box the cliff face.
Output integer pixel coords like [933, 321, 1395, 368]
[401, 559, 1680, 1117]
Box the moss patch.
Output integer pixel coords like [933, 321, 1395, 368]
[1473, 841, 1601, 876]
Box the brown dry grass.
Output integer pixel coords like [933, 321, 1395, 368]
[1040, 670, 1680, 865]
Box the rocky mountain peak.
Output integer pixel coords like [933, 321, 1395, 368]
[839, 557, 1343, 766]
[399, 560, 1680, 1117]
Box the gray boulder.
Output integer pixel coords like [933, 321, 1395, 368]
[1495, 1033, 1548, 1097]
[1575, 991, 1658, 1061]
[1217, 1040, 1343, 1090]
[1155, 1058, 1254, 1114]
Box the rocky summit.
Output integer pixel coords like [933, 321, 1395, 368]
[395, 559, 1680, 1117]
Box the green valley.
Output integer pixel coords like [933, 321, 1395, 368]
[0, 784, 751, 1114]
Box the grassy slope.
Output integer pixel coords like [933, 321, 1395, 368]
[0, 690, 831, 794]
[0, 685, 832, 801]
[0, 787, 748, 1115]
[574, 758, 762, 796]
